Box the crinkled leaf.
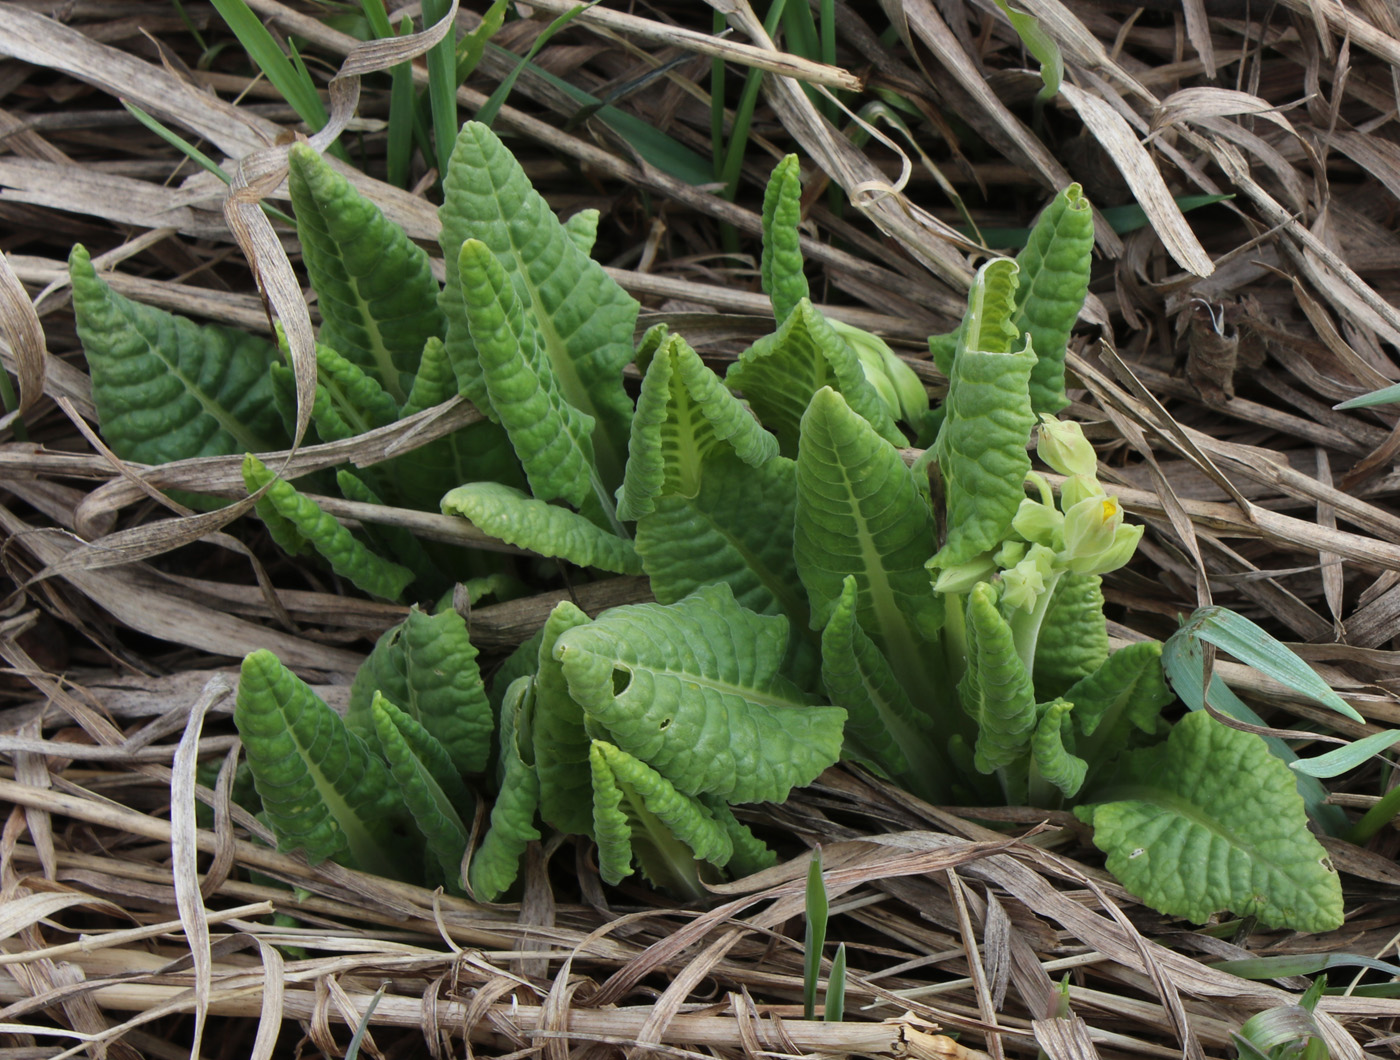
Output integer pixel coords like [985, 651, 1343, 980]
[1063, 640, 1172, 738]
[397, 336, 522, 512]
[532, 601, 596, 836]
[370, 693, 472, 890]
[760, 154, 809, 324]
[795, 388, 942, 660]
[457, 238, 598, 508]
[1012, 183, 1093, 414]
[590, 740, 733, 895]
[553, 583, 846, 803]
[1032, 574, 1109, 701]
[242, 454, 413, 601]
[821, 575, 936, 778]
[288, 143, 444, 401]
[933, 262, 1037, 569]
[336, 471, 440, 590]
[469, 676, 541, 901]
[701, 797, 777, 877]
[1078, 711, 1344, 933]
[618, 333, 778, 521]
[442, 482, 640, 574]
[301, 341, 399, 442]
[726, 300, 904, 457]
[959, 582, 1037, 774]
[438, 122, 636, 486]
[235, 650, 406, 872]
[1031, 699, 1087, 797]
[70, 245, 286, 466]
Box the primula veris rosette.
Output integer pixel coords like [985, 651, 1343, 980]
[827, 318, 928, 424]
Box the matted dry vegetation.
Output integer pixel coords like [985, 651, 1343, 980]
[2, 1, 1400, 1058]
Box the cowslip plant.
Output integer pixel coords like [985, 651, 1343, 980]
[69, 126, 1346, 931]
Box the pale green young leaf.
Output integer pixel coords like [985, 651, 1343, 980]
[242, 456, 310, 558]
[589, 739, 733, 895]
[795, 387, 942, 657]
[347, 619, 410, 747]
[370, 693, 472, 889]
[469, 676, 542, 901]
[1012, 184, 1093, 413]
[634, 322, 670, 375]
[1031, 699, 1087, 798]
[553, 583, 846, 803]
[933, 262, 1037, 569]
[959, 582, 1037, 774]
[1078, 711, 1344, 933]
[726, 300, 904, 457]
[820, 575, 936, 778]
[1031, 574, 1109, 701]
[235, 650, 406, 872]
[70, 245, 286, 465]
[288, 143, 444, 401]
[438, 123, 637, 486]
[618, 333, 779, 520]
[760, 154, 810, 324]
[532, 601, 596, 837]
[993, 0, 1063, 104]
[563, 209, 600, 255]
[242, 454, 413, 601]
[457, 238, 598, 509]
[443, 482, 641, 574]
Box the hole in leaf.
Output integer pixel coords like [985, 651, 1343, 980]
[659, 718, 672, 731]
[612, 667, 631, 695]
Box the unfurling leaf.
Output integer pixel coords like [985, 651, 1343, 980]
[959, 582, 1037, 775]
[468, 676, 542, 901]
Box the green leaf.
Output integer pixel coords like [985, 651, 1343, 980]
[933, 262, 1037, 569]
[820, 575, 937, 779]
[456, 238, 600, 510]
[1334, 382, 1400, 410]
[618, 333, 779, 521]
[1031, 574, 1109, 701]
[959, 582, 1037, 774]
[242, 454, 413, 601]
[1030, 699, 1087, 798]
[1078, 710, 1344, 933]
[553, 583, 846, 803]
[1162, 631, 1348, 836]
[469, 676, 542, 901]
[760, 154, 810, 324]
[992, 0, 1063, 104]
[234, 650, 406, 872]
[475, 1, 599, 126]
[70, 245, 287, 466]
[209, 0, 332, 140]
[795, 388, 942, 662]
[1064, 641, 1172, 738]
[438, 122, 637, 487]
[589, 739, 733, 896]
[700, 797, 777, 877]
[398, 337, 522, 512]
[532, 601, 597, 837]
[303, 341, 399, 443]
[1012, 184, 1094, 413]
[563, 209, 600, 255]
[288, 143, 444, 401]
[442, 482, 641, 574]
[336, 471, 439, 590]
[726, 300, 905, 457]
[370, 692, 472, 889]
[1173, 607, 1363, 722]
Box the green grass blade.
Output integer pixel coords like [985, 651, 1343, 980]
[456, 0, 508, 84]
[387, 16, 417, 188]
[1289, 728, 1400, 778]
[719, 0, 788, 200]
[345, 984, 387, 1060]
[421, 0, 459, 178]
[1214, 953, 1400, 979]
[1335, 381, 1400, 410]
[476, 2, 599, 127]
[803, 846, 828, 1021]
[357, 0, 393, 39]
[121, 102, 293, 223]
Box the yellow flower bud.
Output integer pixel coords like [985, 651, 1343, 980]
[1037, 415, 1098, 477]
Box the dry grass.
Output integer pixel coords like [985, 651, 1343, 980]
[2, 1, 1400, 1058]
